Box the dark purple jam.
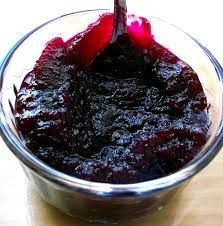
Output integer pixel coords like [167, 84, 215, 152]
[15, 14, 209, 184]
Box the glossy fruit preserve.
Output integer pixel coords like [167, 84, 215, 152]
[15, 14, 209, 184]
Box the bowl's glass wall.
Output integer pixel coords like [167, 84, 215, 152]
[0, 9, 223, 223]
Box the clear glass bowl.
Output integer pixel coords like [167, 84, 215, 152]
[0, 9, 223, 223]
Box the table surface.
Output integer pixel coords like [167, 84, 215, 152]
[1, 0, 223, 225]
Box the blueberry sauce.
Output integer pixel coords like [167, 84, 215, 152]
[15, 14, 209, 184]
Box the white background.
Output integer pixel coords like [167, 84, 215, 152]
[0, 0, 223, 63]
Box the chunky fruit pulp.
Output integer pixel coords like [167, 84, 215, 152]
[15, 14, 209, 184]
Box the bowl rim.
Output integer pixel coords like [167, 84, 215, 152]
[1, 9, 223, 198]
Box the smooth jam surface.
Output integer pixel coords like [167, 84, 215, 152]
[15, 14, 209, 184]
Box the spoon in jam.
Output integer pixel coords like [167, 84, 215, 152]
[111, 0, 128, 42]
[91, 0, 146, 79]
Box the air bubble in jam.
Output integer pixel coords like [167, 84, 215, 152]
[15, 13, 209, 184]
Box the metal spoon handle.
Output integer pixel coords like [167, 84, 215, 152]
[111, 0, 128, 42]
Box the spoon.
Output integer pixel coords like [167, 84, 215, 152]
[91, 0, 146, 79]
[111, 0, 128, 42]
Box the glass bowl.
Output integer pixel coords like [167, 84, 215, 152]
[0, 9, 223, 223]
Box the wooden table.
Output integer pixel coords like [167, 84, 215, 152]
[0, 0, 223, 225]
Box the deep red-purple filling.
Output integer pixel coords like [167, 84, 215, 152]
[15, 14, 209, 184]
